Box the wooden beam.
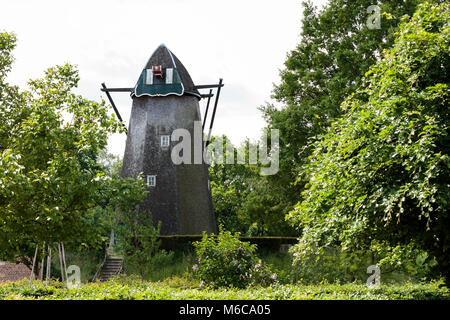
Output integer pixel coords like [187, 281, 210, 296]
[101, 83, 128, 135]
[194, 83, 224, 90]
[202, 89, 213, 131]
[100, 87, 134, 92]
[205, 78, 223, 147]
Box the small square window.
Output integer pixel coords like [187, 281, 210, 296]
[161, 135, 170, 147]
[147, 175, 156, 187]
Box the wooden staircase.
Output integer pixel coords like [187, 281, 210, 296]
[97, 256, 124, 281]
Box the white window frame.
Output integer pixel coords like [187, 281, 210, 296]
[147, 175, 156, 187]
[145, 69, 153, 85]
[161, 135, 170, 147]
[165, 68, 173, 84]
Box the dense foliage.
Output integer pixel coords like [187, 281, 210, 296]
[192, 230, 276, 288]
[258, 0, 421, 227]
[0, 278, 448, 300]
[208, 0, 425, 238]
[117, 211, 173, 280]
[208, 136, 296, 236]
[0, 32, 146, 266]
[207, 136, 257, 234]
[288, 1, 449, 285]
[1, 0, 447, 296]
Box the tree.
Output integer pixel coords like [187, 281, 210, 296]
[0, 32, 146, 267]
[207, 135, 295, 235]
[238, 176, 297, 236]
[207, 135, 256, 234]
[288, 2, 450, 285]
[260, 0, 421, 215]
[116, 210, 173, 280]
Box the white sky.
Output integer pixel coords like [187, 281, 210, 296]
[1, 0, 327, 156]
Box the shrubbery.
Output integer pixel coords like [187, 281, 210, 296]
[287, 1, 450, 286]
[192, 229, 277, 288]
[116, 211, 173, 280]
[1, 278, 448, 300]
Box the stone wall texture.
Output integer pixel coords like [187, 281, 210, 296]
[0, 261, 30, 282]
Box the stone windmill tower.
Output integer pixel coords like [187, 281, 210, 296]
[102, 45, 221, 235]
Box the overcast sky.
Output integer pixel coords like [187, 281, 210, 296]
[1, 0, 327, 156]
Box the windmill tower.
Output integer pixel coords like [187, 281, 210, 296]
[102, 45, 222, 235]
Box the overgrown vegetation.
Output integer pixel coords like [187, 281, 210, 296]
[0, 278, 448, 300]
[116, 211, 173, 280]
[192, 230, 276, 288]
[206, 0, 449, 287]
[51, 248, 104, 283]
[0, 31, 147, 268]
[1, 0, 448, 300]
[288, 0, 450, 286]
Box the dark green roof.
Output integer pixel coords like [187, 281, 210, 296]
[132, 44, 200, 98]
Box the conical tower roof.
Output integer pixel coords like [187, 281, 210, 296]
[133, 44, 200, 98]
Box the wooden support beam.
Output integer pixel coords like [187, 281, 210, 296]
[29, 246, 38, 287]
[194, 83, 224, 89]
[39, 242, 45, 282]
[100, 87, 134, 92]
[58, 243, 65, 287]
[101, 83, 128, 135]
[205, 78, 223, 148]
[46, 246, 51, 287]
[202, 89, 213, 131]
[61, 243, 67, 288]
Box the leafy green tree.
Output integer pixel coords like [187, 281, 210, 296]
[0, 32, 146, 267]
[288, 2, 449, 285]
[208, 136, 257, 233]
[117, 210, 173, 281]
[192, 228, 276, 288]
[97, 149, 123, 179]
[238, 176, 297, 236]
[207, 135, 295, 235]
[260, 0, 421, 215]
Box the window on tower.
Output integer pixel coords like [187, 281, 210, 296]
[152, 65, 163, 78]
[147, 175, 156, 187]
[161, 135, 170, 147]
[165, 68, 173, 84]
[145, 69, 153, 85]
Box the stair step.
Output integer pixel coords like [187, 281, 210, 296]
[94, 255, 124, 281]
[104, 265, 122, 268]
[102, 269, 119, 272]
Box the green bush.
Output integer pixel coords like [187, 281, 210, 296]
[116, 211, 173, 280]
[52, 248, 104, 283]
[192, 229, 276, 288]
[1, 278, 448, 300]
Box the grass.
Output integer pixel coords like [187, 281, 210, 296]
[63, 248, 438, 285]
[0, 277, 448, 300]
[20, 246, 441, 300]
[135, 250, 196, 282]
[2, 249, 447, 300]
